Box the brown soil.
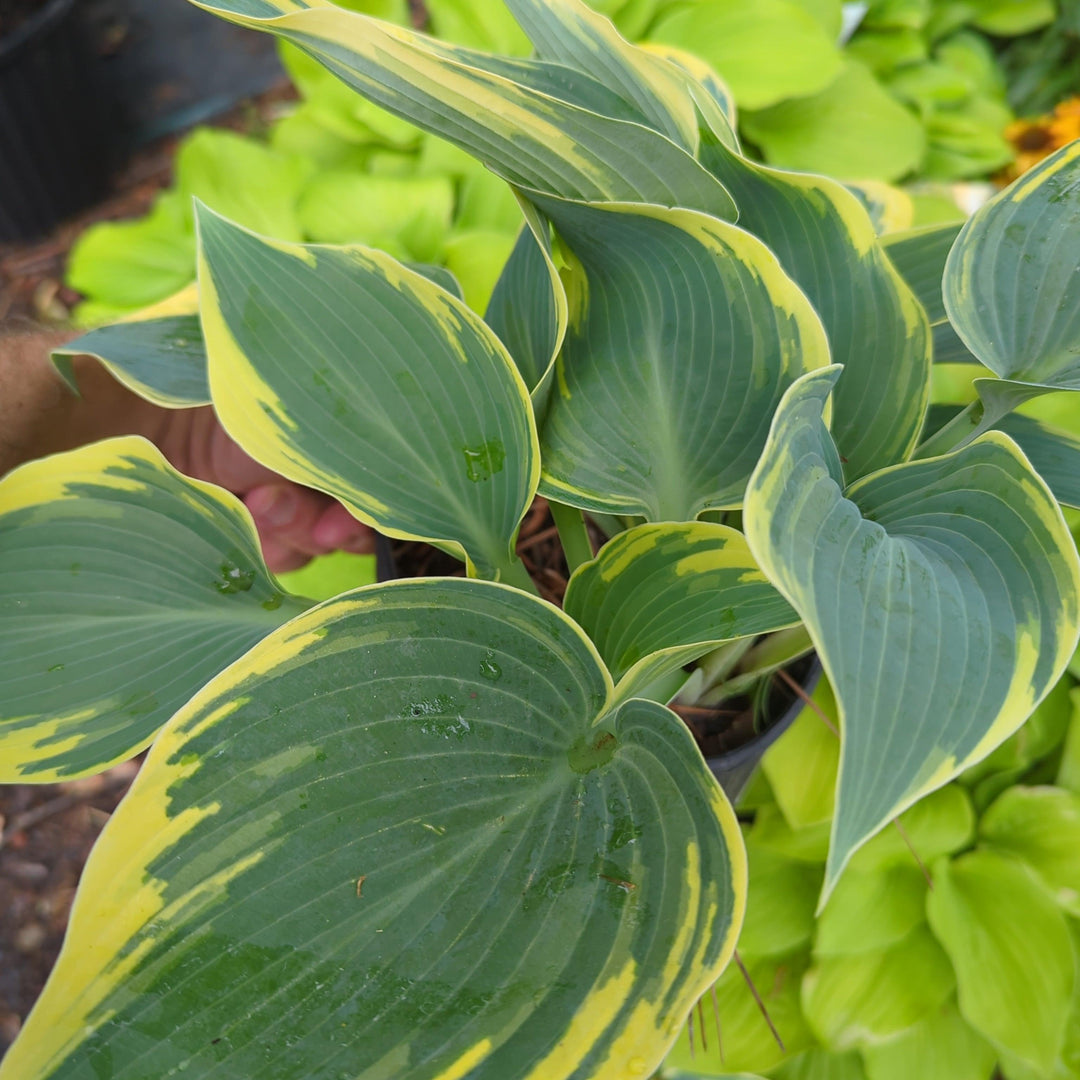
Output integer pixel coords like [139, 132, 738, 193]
[0, 760, 139, 1053]
[0, 0, 51, 42]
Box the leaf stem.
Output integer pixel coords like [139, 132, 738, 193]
[913, 400, 985, 459]
[550, 501, 594, 574]
[496, 554, 540, 596]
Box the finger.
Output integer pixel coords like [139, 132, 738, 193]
[245, 484, 340, 558]
[260, 537, 312, 575]
[311, 502, 375, 554]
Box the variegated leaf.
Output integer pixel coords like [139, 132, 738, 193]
[3, 579, 745, 1080]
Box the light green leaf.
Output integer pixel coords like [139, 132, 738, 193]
[176, 128, 312, 242]
[2, 578, 745, 1080]
[861, 1002, 997, 1080]
[275, 550, 376, 601]
[927, 849, 1076, 1071]
[761, 680, 840, 829]
[943, 141, 1080, 418]
[739, 842, 823, 959]
[1057, 687, 1080, 795]
[425, 0, 532, 53]
[980, 786, 1080, 914]
[773, 1049, 867, 1080]
[970, 0, 1055, 34]
[0, 437, 306, 783]
[741, 61, 925, 182]
[698, 134, 931, 480]
[845, 783, 975, 876]
[297, 171, 455, 261]
[532, 195, 831, 520]
[814, 864, 928, 957]
[664, 953, 815, 1075]
[846, 28, 928, 74]
[744, 366, 1080, 894]
[443, 229, 518, 313]
[648, 0, 842, 110]
[864, 0, 931, 29]
[749, 804, 833, 865]
[802, 925, 955, 1050]
[195, 204, 539, 579]
[65, 191, 195, 312]
[51, 284, 209, 408]
[563, 522, 799, 699]
[187, 0, 738, 220]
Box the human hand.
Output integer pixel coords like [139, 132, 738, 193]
[155, 406, 374, 573]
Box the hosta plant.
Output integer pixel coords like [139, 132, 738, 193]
[3, 1, 1080, 1077]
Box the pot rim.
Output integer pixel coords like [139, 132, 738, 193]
[0, 0, 75, 71]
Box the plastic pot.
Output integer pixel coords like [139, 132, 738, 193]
[0, 0, 113, 242]
[706, 658, 822, 800]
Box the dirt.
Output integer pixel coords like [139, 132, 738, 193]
[0, 760, 139, 1053]
[0, 0, 51, 42]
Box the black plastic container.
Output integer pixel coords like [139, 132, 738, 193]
[0, 0, 113, 242]
[707, 658, 823, 799]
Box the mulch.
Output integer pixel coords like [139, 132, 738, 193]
[0, 760, 139, 1052]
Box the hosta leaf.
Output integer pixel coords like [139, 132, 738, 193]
[843, 180, 914, 235]
[801, 925, 955, 1050]
[744, 367, 1080, 894]
[195, 204, 539, 579]
[740, 61, 926, 182]
[502, 0, 700, 152]
[861, 1003, 997, 1080]
[761, 681, 840, 829]
[563, 522, 799, 698]
[51, 284, 209, 408]
[175, 128, 312, 242]
[648, 0, 843, 110]
[943, 141, 1080, 417]
[738, 842, 822, 959]
[485, 225, 564, 392]
[532, 195, 831, 519]
[698, 129, 931, 480]
[845, 783, 975, 876]
[0, 437, 306, 783]
[927, 849, 1076, 1071]
[814, 864, 927, 957]
[2, 578, 745, 1080]
[663, 953, 814, 1075]
[65, 190, 195, 313]
[980, 786, 1080, 914]
[186, 0, 738, 220]
[881, 222, 980, 366]
[773, 1049, 867, 1080]
[925, 406, 1080, 509]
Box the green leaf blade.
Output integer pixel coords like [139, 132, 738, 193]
[533, 196, 831, 520]
[195, 204, 539, 577]
[943, 140, 1080, 392]
[563, 521, 799, 696]
[3, 579, 745, 1080]
[0, 437, 305, 783]
[744, 368, 1080, 894]
[927, 849, 1076, 1071]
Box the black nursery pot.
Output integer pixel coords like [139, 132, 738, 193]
[707, 658, 823, 800]
[0, 0, 112, 242]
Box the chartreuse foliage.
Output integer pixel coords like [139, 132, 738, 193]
[7, 0, 1080, 1077]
